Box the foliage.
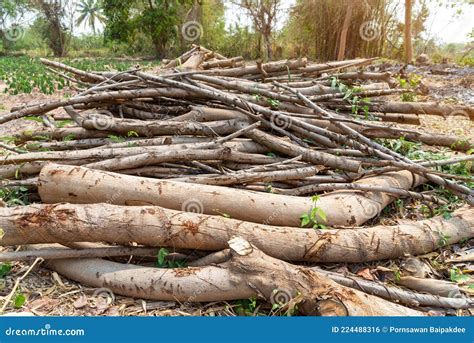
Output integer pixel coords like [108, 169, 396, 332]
[30, 0, 71, 57]
[76, 0, 106, 33]
[0, 262, 12, 278]
[0, 56, 159, 95]
[300, 195, 327, 230]
[449, 267, 471, 283]
[102, 0, 192, 58]
[155, 248, 186, 268]
[0, 0, 471, 62]
[234, 297, 258, 316]
[282, 0, 390, 60]
[0, 0, 29, 51]
[0, 56, 66, 94]
[0, 187, 30, 205]
[14, 294, 26, 308]
[398, 74, 420, 102]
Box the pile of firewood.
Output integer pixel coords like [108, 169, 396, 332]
[0, 45, 473, 315]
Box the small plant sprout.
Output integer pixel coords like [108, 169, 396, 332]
[300, 195, 327, 230]
[155, 248, 186, 268]
[449, 268, 471, 284]
[437, 231, 451, 247]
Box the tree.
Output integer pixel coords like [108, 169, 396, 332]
[102, 0, 193, 58]
[0, 0, 29, 51]
[75, 0, 105, 33]
[337, 1, 354, 60]
[283, 0, 390, 60]
[30, 0, 70, 57]
[236, 0, 280, 61]
[404, 0, 413, 63]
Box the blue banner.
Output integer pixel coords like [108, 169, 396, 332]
[0, 316, 472, 343]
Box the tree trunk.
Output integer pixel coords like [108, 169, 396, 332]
[337, 1, 354, 60]
[37, 239, 424, 315]
[404, 0, 413, 63]
[6, 203, 472, 263]
[35, 237, 424, 316]
[38, 164, 425, 227]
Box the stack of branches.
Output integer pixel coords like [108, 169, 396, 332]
[0, 45, 473, 316]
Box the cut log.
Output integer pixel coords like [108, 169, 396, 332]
[0, 246, 158, 261]
[37, 239, 423, 315]
[38, 164, 425, 226]
[2, 203, 472, 263]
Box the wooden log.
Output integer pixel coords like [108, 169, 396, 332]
[305, 118, 472, 152]
[190, 250, 474, 309]
[372, 113, 421, 125]
[245, 129, 361, 173]
[39, 239, 423, 315]
[83, 148, 283, 171]
[202, 57, 244, 69]
[0, 88, 199, 124]
[3, 203, 472, 264]
[326, 101, 474, 120]
[38, 164, 425, 226]
[206, 58, 307, 77]
[0, 246, 158, 261]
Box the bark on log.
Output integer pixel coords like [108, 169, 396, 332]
[36, 239, 423, 315]
[327, 101, 474, 120]
[0, 246, 158, 261]
[3, 203, 472, 263]
[245, 129, 361, 173]
[190, 250, 474, 309]
[38, 164, 425, 226]
[305, 118, 472, 151]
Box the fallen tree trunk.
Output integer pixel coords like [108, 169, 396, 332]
[37, 238, 423, 315]
[2, 203, 472, 263]
[326, 101, 474, 120]
[189, 249, 474, 309]
[305, 118, 472, 151]
[0, 246, 158, 261]
[38, 164, 425, 226]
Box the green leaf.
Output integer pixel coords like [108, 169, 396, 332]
[316, 208, 327, 222]
[450, 269, 471, 283]
[442, 211, 453, 220]
[156, 248, 169, 267]
[23, 116, 43, 123]
[14, 294, 26, 308]
[300, 214, 310, 227]
[0, 262, 11, 278]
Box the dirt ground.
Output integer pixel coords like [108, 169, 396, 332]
[0, 64, 472, 316]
